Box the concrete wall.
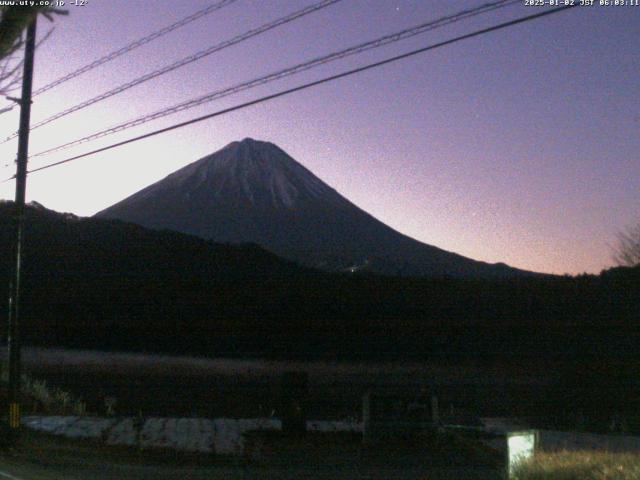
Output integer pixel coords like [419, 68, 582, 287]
[23, 415, 640, 456]
[22, 416, 362, 455]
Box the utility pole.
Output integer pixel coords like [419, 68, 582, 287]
[7, 16, 37, 434]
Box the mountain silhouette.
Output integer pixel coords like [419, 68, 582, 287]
[96, 138, 539, 278]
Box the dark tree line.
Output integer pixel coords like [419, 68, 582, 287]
[1, 202, 638, 361]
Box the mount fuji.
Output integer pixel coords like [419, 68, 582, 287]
[95, 138, 536, 278]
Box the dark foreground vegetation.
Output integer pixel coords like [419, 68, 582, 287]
[1, 201, 637, 361]
[1, 202, 639, 429]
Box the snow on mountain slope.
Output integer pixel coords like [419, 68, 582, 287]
[131, 139, 345, 210]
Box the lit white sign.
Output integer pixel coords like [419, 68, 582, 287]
[507, 430, 537, 477]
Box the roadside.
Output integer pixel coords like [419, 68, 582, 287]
[0, 429, 503, 480]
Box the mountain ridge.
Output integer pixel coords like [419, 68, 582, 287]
[0, 200, 637, 360]
[96, 138, 543, 279]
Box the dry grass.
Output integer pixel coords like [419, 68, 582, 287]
[0, 347, 559, 419]
[513, 451, 640, 480]
[21, 374, 86, 415]
[0, 359, 85, 415]
[9, 347, 544, 384]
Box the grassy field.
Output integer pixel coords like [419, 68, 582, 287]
[4, 348, 639, 435]
[513, 451, 640, 480]
[7, 347, 551, 420]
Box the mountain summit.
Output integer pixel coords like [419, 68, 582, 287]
[96, 138, 536, 278]
[151, 138, 346, 210]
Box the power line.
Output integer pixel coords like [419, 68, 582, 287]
[30, 0, 240, 97]
[29, 0, 518, 159]
[4, 0, 342, 142]
[4, 4, 576, 182]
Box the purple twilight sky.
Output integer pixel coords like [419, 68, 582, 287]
[0, 0, 638, 275]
